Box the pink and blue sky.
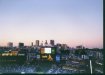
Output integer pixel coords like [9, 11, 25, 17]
[0, 0, 103, 48]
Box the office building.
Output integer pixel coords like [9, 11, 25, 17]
[76, 45, 83, 49]
[19, 43, 24, 48]
[36, 40, 39, 46]
[41, 41, 43, 46]
[45, 40, 48, 46]
[50, 40, 54, 46]
[62, 44, 68, 50]
[7, 42, 13, 47]
[31, 42, 33, 46]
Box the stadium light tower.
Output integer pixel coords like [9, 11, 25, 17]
[89, 56, 93, 74]
[90, 60, 92, 74]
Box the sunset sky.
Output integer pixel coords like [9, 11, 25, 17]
[0, 0, 103, 48]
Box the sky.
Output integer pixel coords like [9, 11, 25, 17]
[0, 0, 103, 48]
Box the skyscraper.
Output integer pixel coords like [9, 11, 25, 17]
[50, 40, 54, 46]
[45, 40, 48, 46]
[7, 42, 13, 47]
[36, 40, 39, 46]
[31, 42, 33, 46]
[41, 41, 43, 46]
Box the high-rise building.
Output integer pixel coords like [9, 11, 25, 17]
[45, 40, 48, 46]
[76, 45, 83, 49]
[41, 41, 43, 46]
[36, 40, 39, 46]
[31, 42, 33, 46]
[50, 40, 54, 46]
[62, 44, 68, 50]
[7, 42, 13, 47]
[18, 43, 24, 48]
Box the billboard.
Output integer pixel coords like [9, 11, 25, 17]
[41, 48, 45, 54]
[51, 47, 55, 54]
[42, 55, 48, 58]
[48, 54, 53, 61]
[40, 47, 56, 54]
[56, 55, 60, 62]
[41, 54, 53, 61]
[45, 48, 51, 54]
[18, 53, 25, 56]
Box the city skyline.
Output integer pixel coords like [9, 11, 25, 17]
[0, 0, 103, 48]
[0, 40, 102, 49]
